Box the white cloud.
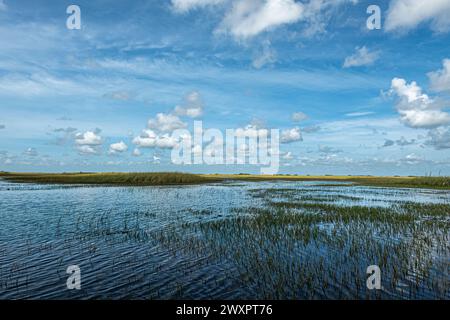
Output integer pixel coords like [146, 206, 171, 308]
[174, 91, 204, 118]
[235, 125, 270, 138]
[148, 113, 187, 132]
[173, 0, 358, 39]
[75, 130, 103, 155]
[385, 0, 450, 33]
[75, 131, 103, 146]
[281, 127, 302, 143]
[402, 153, 424, 165]
[218, 0, 304, 39]
[76, 145, 99, 155]
[109, 141, 128, 154]
[132, 148, 142, 156]
[153, 155, 161, 164]
[390, 77, 450, 128]
[171, 0, 226, 13]
[343, 46, 379, 68]
[133, 129, 179, 149]
[291, 111, 308, 122]
[428, 59, 450, 93]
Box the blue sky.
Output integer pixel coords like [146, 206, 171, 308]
[1, 0, 450, 175]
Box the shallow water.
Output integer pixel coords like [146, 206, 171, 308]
[0, 180, 448, 299]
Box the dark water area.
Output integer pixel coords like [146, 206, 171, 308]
[0, 180, 448, 299]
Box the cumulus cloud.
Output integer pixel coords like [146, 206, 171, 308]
[428, 59, 450, 93]
[343, 46, 379, 68]
[401, 153, 425, 165]
[133, 92, 205, 150]
[171, 0, 226, 13]
[385, 0, 450, 33]
[390, 77, 450, 128]
[75, 131, 103, 146]
[153, 155, 161, 164]
[281, 127, 302, 143]
[109, 141, 128, 154]
[291, 111, 308, 122]
[133, 129, 179, 149]
[132, 148, 142, 156]
[148, 113, 187, 132]
[173, 91, 204, 118]
[75, 130, 103, 155]
[76, 145, 99, 155]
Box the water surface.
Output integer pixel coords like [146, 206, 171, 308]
[0, 180, 448, 299]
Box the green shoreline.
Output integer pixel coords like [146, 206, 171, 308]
[1, 172, 449, 190]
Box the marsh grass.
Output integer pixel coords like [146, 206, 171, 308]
[145, 187, 449, 299]
[208, 174, 450, 190]
[0, 172, 218, 186]
[1, 172, 449, 189]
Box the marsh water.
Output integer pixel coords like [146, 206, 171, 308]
[0, 180, 448, 299]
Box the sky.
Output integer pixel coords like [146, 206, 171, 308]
[0, 0, 450, 175]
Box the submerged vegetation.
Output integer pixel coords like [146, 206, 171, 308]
[207, 174, 450, 190]
[1, 172, 448, 189]
[161, 188, 450, 299]
[0, 179, 448, 299]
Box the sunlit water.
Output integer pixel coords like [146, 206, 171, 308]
[0, 180, 448, 299]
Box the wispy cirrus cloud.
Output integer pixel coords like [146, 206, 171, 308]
[343, 46, 379, 68]
[172, 0, 359, 40]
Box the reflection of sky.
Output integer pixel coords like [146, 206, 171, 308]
[1, 0, 450, 175]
